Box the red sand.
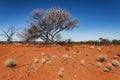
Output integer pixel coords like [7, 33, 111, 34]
[0, 44, 120, 80]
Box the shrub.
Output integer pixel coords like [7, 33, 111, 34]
[4, 59, 16, 68]
[63, 54, 69, 59]
[103, 68, 110, 72]
[41, 58, 46, 64]
[60, 67, 64, 72]
[34, 58, 39, 63]
[97, 48, 101, 52]
[58, 67, 64, 78]
[96, 62, 102, 68]
[46, 60, 52, 65]
[41, 52, 45, 56]
[106, 63, 113, 70]
[80, 59, 85, 65]
[97, 54, 107, 62]
[112, 60, 120, 67]
[58, 70, 63, 78]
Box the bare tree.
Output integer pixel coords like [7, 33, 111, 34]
[25, 7, 78, 44]
[1, 25, 18, 44]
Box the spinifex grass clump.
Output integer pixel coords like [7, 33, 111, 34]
[34, 58, 39, 63]
[96, 62, 102, 68]
[106, 63, 113, 70]
[112, 60, 120, 67]
[103, 63, 113, 72]
[80, 59, 85, 65]
[4, 59, 16, 68]
[97, 48, 101, 52]
[58, 67, 64, 78]
[97, 54, 107, 62]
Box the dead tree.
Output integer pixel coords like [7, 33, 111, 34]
[1, 25, 18, 44]
[25, 7, 78, 44]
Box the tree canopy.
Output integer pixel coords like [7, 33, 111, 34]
[22, 7, 78, 44]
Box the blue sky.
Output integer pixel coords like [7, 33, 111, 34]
[0, 0, 120, 41]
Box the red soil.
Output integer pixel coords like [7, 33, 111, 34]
[0, 44, 120, 80]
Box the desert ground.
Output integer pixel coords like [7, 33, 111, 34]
[0, 44, 120, 80]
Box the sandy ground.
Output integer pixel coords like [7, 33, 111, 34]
[0, 44, 120, 80]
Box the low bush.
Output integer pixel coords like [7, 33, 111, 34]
[112, 60, 120, 67]
[97, 54, 107, 62]
[4, 59, 16, 68]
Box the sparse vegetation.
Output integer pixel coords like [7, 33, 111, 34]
[97, 54, 107, 62]
[0, 0, 120, 80]
[80, 59, 85, 65]
[60, 67, 64, 72]
[4, 59, 16, 68]
[41, 52, 45, 56]
[58, 70, 63, 78]
[46, 60, 52, 65]
[41, 58, 46, 64]
[34, 58, 39, 63]
[103, 68, 110, 72]
[96, 62, 102, 68]
[58, 67, 64, 78]
[103, 63, 113, 72]
[112, 60, 120, 67]
[106, 63, 113, 70]
[97, 48, 101, 52]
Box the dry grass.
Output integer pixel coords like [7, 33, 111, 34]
[4, 59, 16, 68]
[96, 62, 102, 68]
[103, 68, 110, 72]
[112, 60, 120, 67]
[106, 63, 113, 70]
[80, 59, 85, 65]
[46, 60, 52, 65]
[60, 67, 64, 72]
[34, 58, 39, 63]
[97, 54, 107, 62]
[41, 58, 46, 64]
[97, 48, 101, 52]
[58, 67, 64, 78]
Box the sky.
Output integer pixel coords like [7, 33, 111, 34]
[0, 0, 120, 41]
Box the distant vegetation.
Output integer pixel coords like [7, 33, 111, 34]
[0, 8, 120, 45]
[0, 37, 120, 46]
